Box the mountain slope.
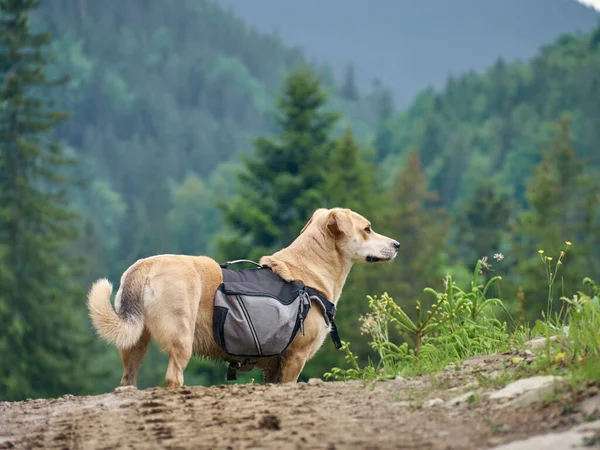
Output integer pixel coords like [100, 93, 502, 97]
[217, 0, 599, 107]
[376, 22, 600, 207]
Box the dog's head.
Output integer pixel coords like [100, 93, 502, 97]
[300, 208, 399, 264]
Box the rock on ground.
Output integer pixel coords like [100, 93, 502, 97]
[490, 420, 600, 450]
[487, 376, 563, 402]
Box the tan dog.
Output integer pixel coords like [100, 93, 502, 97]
[88, 207, 399, 389]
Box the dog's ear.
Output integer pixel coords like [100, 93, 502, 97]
[300, 208, 327, 234]
[300, 216, 314, 235]
[326, 209, 353, 237]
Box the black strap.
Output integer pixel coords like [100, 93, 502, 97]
[306, 287, 343, 350]
[226, 359, 258, 381]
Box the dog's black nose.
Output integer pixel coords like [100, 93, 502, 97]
[392, 240, 400, 249]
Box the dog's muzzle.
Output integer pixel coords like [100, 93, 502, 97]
[366, 240, 399, 263]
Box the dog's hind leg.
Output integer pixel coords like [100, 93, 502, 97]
[164, 338, 193, 389]
[119, 327, 151, 387]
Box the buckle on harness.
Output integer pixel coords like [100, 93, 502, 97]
[299, 290, 312, 337]
[226, 359, 257, 381]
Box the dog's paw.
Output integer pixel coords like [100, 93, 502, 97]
[114, 385, 137, 393]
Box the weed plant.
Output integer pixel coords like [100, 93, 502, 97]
[325, 242, 599, 385]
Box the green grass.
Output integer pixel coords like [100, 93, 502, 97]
[324, 243, 600, 387]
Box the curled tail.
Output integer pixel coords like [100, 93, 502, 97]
[87, 278, 144, 349]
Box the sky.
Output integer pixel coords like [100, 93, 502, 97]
[577, 0, 600, 11]
[217, 0, 599, 107]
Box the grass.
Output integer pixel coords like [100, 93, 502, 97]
[324, 242, 600, 389]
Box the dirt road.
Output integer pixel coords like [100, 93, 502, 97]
[0, 355, 596, 449]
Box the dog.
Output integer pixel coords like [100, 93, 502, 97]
[87, 207, 399, 389]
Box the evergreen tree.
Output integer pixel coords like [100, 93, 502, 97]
[369, 85, 394, 123]
[456, 179, 513, 269]
[384, 150, 451, 303]
[341, 62, 358, 101]
[217, 66, 339, 261]
[324, 125, 378, 215]
[0, 0, 90, 400]
[168, 172, 209, 255]
[419, 111, 443, 168]
[511, 118, 600, 316]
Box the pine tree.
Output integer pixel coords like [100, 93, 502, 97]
[217, 66, 340, 261]
[168, 172, 209, 255]
[384, 150, 451, 303]
[511, 118, 600, 315]
[324, 126, 378, 215]
[456, 179, 513, 269]
[0, 0, 90, 400]
[341, 62, 358, 101]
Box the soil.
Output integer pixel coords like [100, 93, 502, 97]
[1, 354, 598, 450]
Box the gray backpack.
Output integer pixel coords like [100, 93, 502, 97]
[213, 260, 341, 380]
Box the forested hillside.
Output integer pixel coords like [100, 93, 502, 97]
[376, 27, 600, 202]
[1, 0, 599, 401]
[33, 0, 390, 283]
[372, 25, 600, 286]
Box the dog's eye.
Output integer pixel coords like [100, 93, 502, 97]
[364, 226, 371, 234]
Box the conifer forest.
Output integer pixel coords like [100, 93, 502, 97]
[1, 0, 599, 402]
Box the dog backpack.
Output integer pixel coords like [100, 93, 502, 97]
[213, 260, 342, 379]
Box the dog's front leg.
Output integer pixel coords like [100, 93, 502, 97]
[262, 357, 281, 384]
[278, 351, 310, 383]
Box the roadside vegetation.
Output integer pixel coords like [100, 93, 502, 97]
[325, 242, 600, 388]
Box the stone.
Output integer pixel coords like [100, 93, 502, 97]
[524, 336, 558, 349]
[581, 395, 600, 417]
[448, 391, 476, 406]
[448, 381, 479, 393]
[424, 398, 444, 408]
[487, 376, 562, 402]
[490, 420, 600, 449]
[486, 370, 503, 380]
[307, 378, 323, 386]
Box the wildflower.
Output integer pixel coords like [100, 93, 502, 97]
[538, 250, 544, 254]
[493, 253, 504, 261]
[565, 241, 572, 246]
[479, 256, 492, 273]
[554, 352, 565, 363]
[358, 314, 376, 335]
[547, 256, 553, 261]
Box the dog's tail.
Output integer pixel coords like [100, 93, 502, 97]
[87, 278, 144, 349]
